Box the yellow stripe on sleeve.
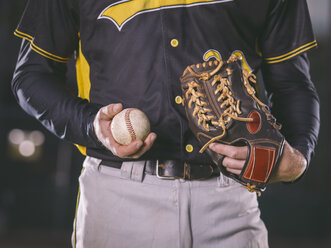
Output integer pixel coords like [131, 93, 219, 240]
[30, 42, 70, 62]
[14, 29, 71, 63]
[30, 45, 70, 63]
[14, 29, 33, 42]
[264, 40, 317, 64]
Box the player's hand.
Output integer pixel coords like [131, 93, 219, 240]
[209, 143, 248, 175]
[209, 141, 307, 183]
[93, 103, 157, 159]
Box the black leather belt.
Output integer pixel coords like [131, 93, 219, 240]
[100, 160, 220, 180]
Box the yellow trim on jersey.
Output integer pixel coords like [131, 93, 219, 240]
[74, 38, 92, 156]
[99, 0, 232, 30]
[14, 29, 33, 42]
[14, 29, 70, 63]
[203, 49, 222, 61]
[265, 40, 317, 64]
[255, 39, 262, 58]
[76, 40, 92, 100]
[265, 40, 316, 61]
[30, 45, 70, 63]
[231, 50, 252, 73]
[230, 50, 262, 98]
[75, 144, 87, 156]
[30, 42, 70, 62]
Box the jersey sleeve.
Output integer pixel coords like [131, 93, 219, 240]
[14, 0, 79, 63]
[259, 0, 317, 64]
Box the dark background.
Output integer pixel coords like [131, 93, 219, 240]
[0, 1, 330, 247]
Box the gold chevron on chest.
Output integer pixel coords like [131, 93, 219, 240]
[98, 0, 233, 30]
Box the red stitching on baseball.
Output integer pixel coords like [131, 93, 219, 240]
[125, 109, 136, 141]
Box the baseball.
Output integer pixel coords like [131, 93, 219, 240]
[110, 108, 150, 145]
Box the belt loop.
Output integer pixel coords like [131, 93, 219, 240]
[121, 161, 146, 182]
[121, 162, 133, 179]
[131, 161, 146, 182]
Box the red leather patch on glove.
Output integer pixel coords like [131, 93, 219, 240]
[243, 146, 276, 183]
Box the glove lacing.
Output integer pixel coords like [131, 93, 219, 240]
[185, 56, 272, 153]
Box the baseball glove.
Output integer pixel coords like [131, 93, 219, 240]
[180, 55, 285, 195]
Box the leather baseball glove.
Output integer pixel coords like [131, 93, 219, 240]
[180, 55, 285, 195]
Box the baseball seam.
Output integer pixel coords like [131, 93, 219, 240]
[125, 109, 136, 141]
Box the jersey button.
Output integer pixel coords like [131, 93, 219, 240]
[170, 39, 179, 47]
[175, 96, 183, 104]
[185, 144, 194, 153]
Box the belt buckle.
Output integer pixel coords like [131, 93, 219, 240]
[156, 160, 182, 180]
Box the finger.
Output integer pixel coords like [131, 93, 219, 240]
[110, 132, 155, 158]
[112, 139, 144, 158]
[99, 103, 123, 121]
[222, 156, 245, 170]
[209, 143, 248, 160]
[226, 167, 242, 175]
[130, 133, 157, 159]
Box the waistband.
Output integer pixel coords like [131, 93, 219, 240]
[100, 159, 220, 180]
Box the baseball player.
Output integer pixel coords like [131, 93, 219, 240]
[12, 0, 319, 247]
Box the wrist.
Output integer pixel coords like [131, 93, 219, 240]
[270, 141, 307, 183]
[84, 102, 105, 149]
[87, 113, 105, 149]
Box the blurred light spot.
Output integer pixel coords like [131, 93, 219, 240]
[18, 140, 36, 157]
[8, 129, 25, 145]
[29, 130, 45, 146]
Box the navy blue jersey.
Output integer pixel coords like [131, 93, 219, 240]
[13, 0, 318, 164]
